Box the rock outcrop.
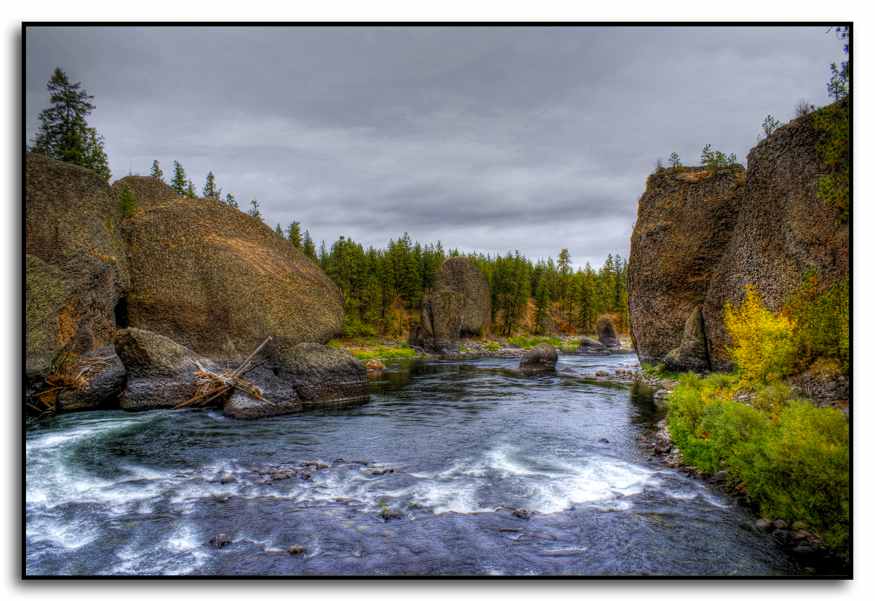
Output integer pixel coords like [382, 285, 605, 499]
[596, 315, 621, 349]
[124, 196, 344, 360]
[223, 363, 302, 419]
[628, 103, 849, 371]
[662, 306, 710, 372]
[114, 327, 215, 410]
[55, 346, 126, 412]
[273, 342, 368, 409]
[628, 166, 744, 364]
[519, 343, 558, 372]
[25, 153, 130, 380]
[411, 257, 491, 352]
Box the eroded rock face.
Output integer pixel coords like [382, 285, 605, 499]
[110, 175, 178, 210]
[124, 195, 343, 361]
[272, 342, 368, 409]
[702, 108, 849, 369]
[628, 103, 848, 372]
[596, 316, 621, 349]
[662, 306, 710, 373]
[55, 346, 126, 412]
[413, 257, 491, 352]
[519, 343, 558, 372]
[25, 153, 130, 380]
[628, 166, 744, 364]
[114, 327, 214, 410]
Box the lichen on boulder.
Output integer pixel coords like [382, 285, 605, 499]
[124, 195, 344, 361]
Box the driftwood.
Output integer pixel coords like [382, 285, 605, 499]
[28, 354, 110, 416]
[176, 336, 274, 409]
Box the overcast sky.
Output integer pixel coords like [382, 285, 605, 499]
[25, 26, 844, 268]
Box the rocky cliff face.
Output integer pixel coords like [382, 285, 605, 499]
[25, 153, 130, 379]
[25, 154, 346, 413]
[629, 166, 744, 364]
[628, 104, 849, 370]
[411, 257, 491, 352]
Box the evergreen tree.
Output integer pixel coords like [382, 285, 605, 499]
[275, 223, 284, 238]
[171, 161, 187, 195]
[31, 68, 110, 180]
[150, 160, 163, 180]
[185, 179, 196, 198]
[287, 221, 302, 248]
[248, 198, 262, 221]
[302, 230, 317, 260]
[225, 192, 238, 209]
[203, 171, 218, 199]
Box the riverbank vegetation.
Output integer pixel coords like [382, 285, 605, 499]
[665, 284, 850, 551]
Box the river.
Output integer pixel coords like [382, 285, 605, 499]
[25, 353, 801, 576]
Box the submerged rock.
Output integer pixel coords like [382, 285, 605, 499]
[519, 343, 558, 372]
[114, 327, 214, 410]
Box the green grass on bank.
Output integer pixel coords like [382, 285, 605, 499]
[666, 372, 849, 551]
[328, 338, 419, 362]
[506, 335, 580, 353]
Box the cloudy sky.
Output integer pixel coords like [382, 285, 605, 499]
[25, 26, 844, 268]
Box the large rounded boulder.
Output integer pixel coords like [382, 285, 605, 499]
[25, 153, 130, 380]
[412, 257, 491, 352]
[124, 195, 344, 361]
[519, 343, 558, 373]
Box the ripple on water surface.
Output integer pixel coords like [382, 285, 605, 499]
[26, 355, 798, 576]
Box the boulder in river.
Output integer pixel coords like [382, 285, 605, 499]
[223, 363, 302, 419]
[578, 336, 607, 354]
[114, 327, 215, 410]
[596, 315, 621, 349]
[55, 346, 126, 412]
[519, 343, 558, 372]
[271, 342, 368, 409]
[411, 257, 491, 352]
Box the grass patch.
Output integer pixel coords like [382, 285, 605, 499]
[328, 338, 419, 362]
[507, 335, 562, 349]
[641, 362, 682, 381]
[666, 372, 849, 550]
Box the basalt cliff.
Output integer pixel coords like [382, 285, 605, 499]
[629, 101, 849, 376]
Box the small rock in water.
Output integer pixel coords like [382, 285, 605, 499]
[219, 472, 236, 484]
[212, 493, 231, 503]
[595, 370, 610, 377]
[512, 508, 533, 520]
[366, 467, 395, 476]
[380, 506, 402, 522]
[755, 518, 773, 531]
[287, 544, 306, 555]
[598, 437, 610, 444]
[209, 533, 232, 548]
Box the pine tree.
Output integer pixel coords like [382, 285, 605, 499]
[31, 67, 111, 180]
[287, 221, 302, 248]
[302, 230, 317, 261]
[248, 198, 262, 221]
[275, 223, 284, 238]
[171, 161, 187, 195]
[150, 160, 163, 180]
[225, 192, 238, 209]
[185, 179, 196, 198]
[203, 171, 218, 200]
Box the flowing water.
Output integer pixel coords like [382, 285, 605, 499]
[26, 354, 801, 576]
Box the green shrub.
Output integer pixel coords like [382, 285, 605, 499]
[785, 275, 849, 374]
[666, 375, 849, 550]
[342, 316, 378, 339]
[484, 340, 502, 352]
[812, 100, 849, 221]
[507, 335, 561, 349]
[118, 185, 137, 218]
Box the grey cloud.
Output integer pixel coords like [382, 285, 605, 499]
[25, 25, 844, 268]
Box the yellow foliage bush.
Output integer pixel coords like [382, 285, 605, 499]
[724, 286, 797, 385]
